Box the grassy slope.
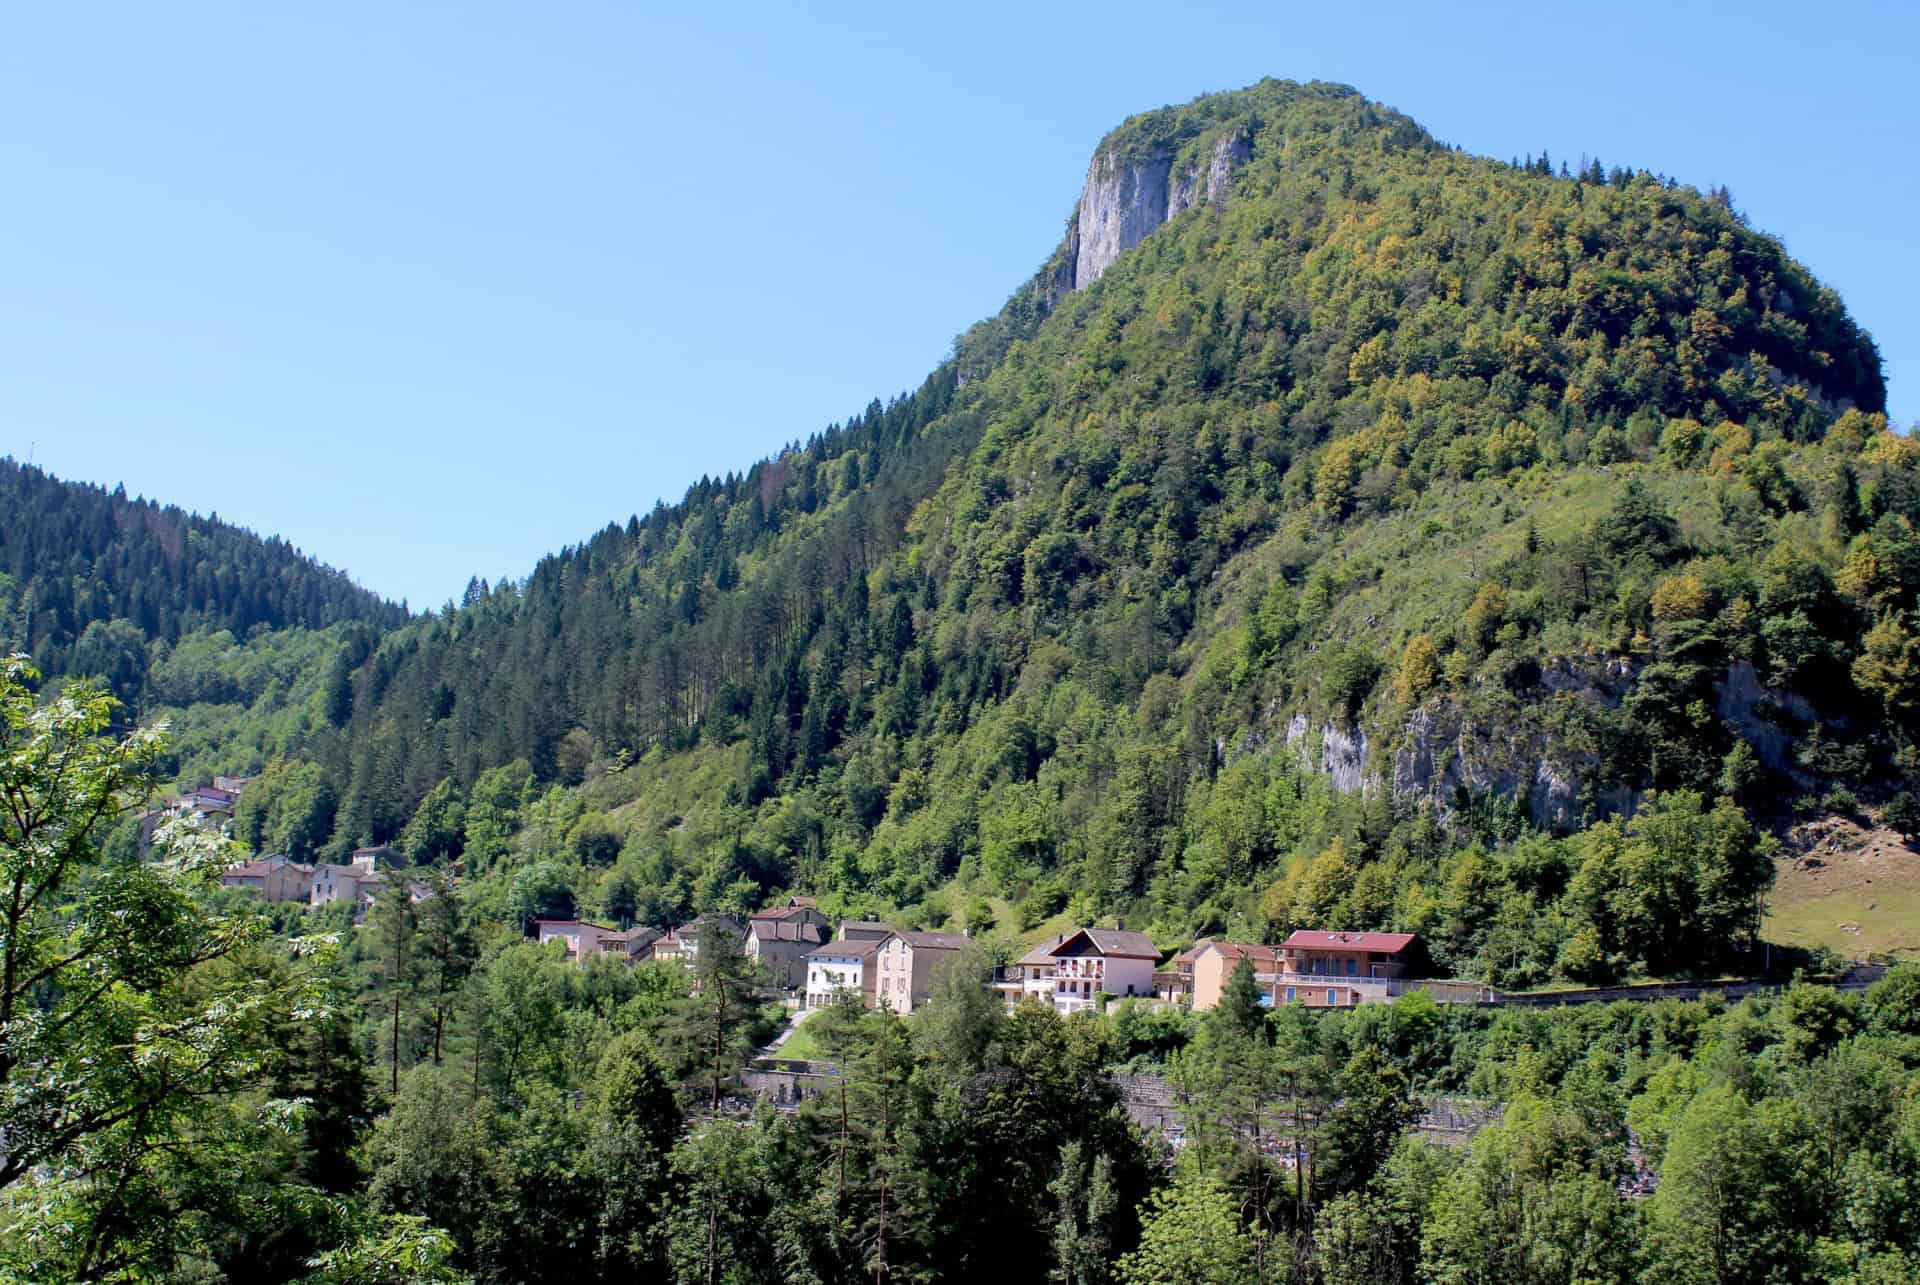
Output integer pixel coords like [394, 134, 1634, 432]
[1766, 816, 1920, 958]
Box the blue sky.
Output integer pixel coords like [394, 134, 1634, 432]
[4, 2, 1914, 609]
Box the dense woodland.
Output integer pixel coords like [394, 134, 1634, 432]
[0, 458, 406, 700]
[5, 79, 1919, 1281]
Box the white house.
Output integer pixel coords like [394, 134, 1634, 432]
[1011, 928, 1160, 1014]
[803, 937, 881, 1009]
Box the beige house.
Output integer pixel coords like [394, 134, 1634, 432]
[219, 854, 313, 903]
[312, 849, 434, 917]
[535, 919, 660, 962]
[310, 849, 383, 909]
[872, 931, 968, 1014]
[656, 915, 743, 969]
[1153, 938, 1216, 1005]
[1190, 941, 1282, 1011]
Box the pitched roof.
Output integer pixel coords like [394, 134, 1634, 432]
[535, 918, 616, 933]
[752, 903, 822, 923]
[806, 937, 882, 960]
[1028, 927, 1161, 963]
[749, 918, 830, 944]
[1281, 930, 1417, 953]
[1203, 941, 1282, 969]
[838, 919, 893, 935]
[1017, 934, 1070, 967]
[1081, 928, 1160, 959]
[1170, 937, 1217, 966]
[898, 931, 968, 951]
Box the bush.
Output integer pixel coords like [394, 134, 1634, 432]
[1880, 791, 1920, 837]
[1323, 645, 1384, 720]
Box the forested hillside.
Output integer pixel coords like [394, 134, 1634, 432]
[0, 457, 407, 703]
[242, 80, 1913, 979]
[12, 76, 1920, 1285]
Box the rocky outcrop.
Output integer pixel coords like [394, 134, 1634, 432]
[1390, 702, 1635, 831]
[1268, 654, 1834, 832]
[1276, 658, 1642, 830]
[1072, 130, 1251, 290]
[1074, 148, 1176, 290]
[1170, 131, 1250, 217]
[1715, 659, 1818, 777]
[1285, 715, 1376, 796]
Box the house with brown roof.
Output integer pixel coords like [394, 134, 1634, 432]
[836, 919, 895, 942]
[219, 853, 313, 903]
[535, 919, 660, 963]
[1011, 928, 1161, 1014]
[803, 936, 881, 1009]
[656, 914, 744, 969]
[310, 846, 387, 909]
[873, 931, 969, 1014]
[1275, 930, 1421, 1007]
[744, 902, 831, 989]
[1190, 941, 1282, 1011]
[1153, 938, 1216, 1005]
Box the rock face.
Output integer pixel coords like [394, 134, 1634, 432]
[1270, 654, 1835, 832]
[1073, 131, 1250, 290]
[1074, 149, 1175, 290]
[1171, 131, 1250, 217]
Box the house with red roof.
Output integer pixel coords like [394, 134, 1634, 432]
[1275, 929, 1421, 1007]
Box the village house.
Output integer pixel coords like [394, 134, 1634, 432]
[352, 872, 436, 918]
[873, 931, 968, 1014]
[219, 853, 313, 903]
[657, 914, 743, 968]
[185, 782, 241, 813]
[743, 901, 831, 990]
[1275, 930, 1420, 1007]
[309, 847, 385, 909]
[835, 919, 894, 943]
[311, 847, 434, 917]
[534, 919, 661, 962]
[1190, 941, 1283, 1010]
[803, 936, 881, 1009]
[1153, 938, 1215, 1005]
[1011, 928, 1160, 1014]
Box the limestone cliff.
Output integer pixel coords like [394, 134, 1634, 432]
[1072, 129, 1252, 290]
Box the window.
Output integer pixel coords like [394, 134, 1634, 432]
[1346, 958, 1356, 976]
[1285, 987, 1296, 1002]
